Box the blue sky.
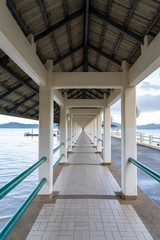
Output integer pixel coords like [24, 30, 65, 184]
[0, 68, 160, 125]
[111, 67, 160, 125]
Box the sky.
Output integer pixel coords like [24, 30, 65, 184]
[111, 67, 160, 125]
[0, 67, 160, 125]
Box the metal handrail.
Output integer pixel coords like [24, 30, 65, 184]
[128, 158, 160, 182]
[98, 139, 103, 142]
[0, 157, 47, 200]
[0, 178, 46, 240]
[53, 143, 64, 154]
[67, 145, 71, 151]
[94, 136, 97, 138]
[67, 138, 71, 141]
[53, 154, 64, 169]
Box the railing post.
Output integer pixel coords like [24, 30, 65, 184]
[149, 135, 153, 145]
[140, 133, 144, 143]
[67, 113, 72, 152]
[38, 60, 53, 196]
[121, 60, 137, 199]
[94, 116, 98, 147]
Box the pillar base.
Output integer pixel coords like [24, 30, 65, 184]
[101, 162, 111, 166]
[58, 162, 70, 166]
[38, 193, 53, 200]
[93, 146, 97, 149]
[96, 151, 102, 154]
[67, 151, 72, 154]
[121, 191, 138, 200]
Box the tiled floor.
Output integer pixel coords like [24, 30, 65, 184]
[27, 199, 153, 240]
[26, 132, 154, 240]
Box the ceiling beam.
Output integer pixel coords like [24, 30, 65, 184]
[8, 93, 37, 113]
[54, 45, 83, 65]
[84, 0, 90, 72]
[23, 102, 39, 115]
[63, 0, 75, 68]
[38, 0, 64, 71]
[95, 0, 112, 67]
[0, 63, 38, 94]
[53, 72, 123, 89]
[127, 10, 160, 63]
[0, 78, 31, 101]
[90, 7, 143, 44]
[7, 0, 44, 64]
[88, 43, 121, 65]
[106, 0, 138, 71]
[85, 89, 101, 99]
[88, 63, 102, 72]
[35, 8, 84, 42]
[67, 99, 104, 107]
[69, 62, 83, 72]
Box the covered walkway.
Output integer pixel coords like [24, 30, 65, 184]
[26, 132, 153, 240]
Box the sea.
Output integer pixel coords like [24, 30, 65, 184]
[0, 128, 160, 230]
[0, 128, 60, 230]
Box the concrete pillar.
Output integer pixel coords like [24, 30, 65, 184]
[97, 113, 102, 153]
[121, 60, 137, 198]
[38, 60, 53, 196]
[94, 117, 98, 147]
[60, 93, 67, 162]
[67, 113, 72, 152]
[103, 105, 111, 164]
[91, 120, 94, 143]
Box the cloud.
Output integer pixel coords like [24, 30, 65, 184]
[139, 82, 160, 90]
[137, 94, 160, 112]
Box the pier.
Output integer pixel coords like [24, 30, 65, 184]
[6, 131, 159, 240]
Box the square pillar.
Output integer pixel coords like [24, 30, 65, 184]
[103, 106, 111, 164]
[94, 117, 98, 147]
[91, 120, 94, 143]
[97, 113, 102, 153]
[67, 113, 72, 152]
[38, 61, 53, 196]
[60, 106, 67, 162]
[121, 61, 137, 198]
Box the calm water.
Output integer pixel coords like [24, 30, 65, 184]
[0, 128, 60, 230]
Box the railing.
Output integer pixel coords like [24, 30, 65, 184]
[0, 157, 47, 199]
[53, 143, 64, 154]
[0, 157, 47, 239]
[53, 142, 65, 168]
[112, 131, 160, 147]
[128, 158, 160, 182]
[67, 138, 71, 141]
[53, 154, 64, 169]
[98, 138, 103, 142]
[67, 145, 71, 151]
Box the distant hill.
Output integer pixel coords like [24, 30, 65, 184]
[111, 122, 160, 129]
[137, 123, 160, 129]
[0, 122, 39, 128]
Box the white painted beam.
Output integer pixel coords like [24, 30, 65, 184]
[67, 99, 105, 108]
[106, 89, 121, 106]
[70, 109, 100, 114]
[54, 89, 64, 106]
[0, 0, 46, 86]
[53, 72, 123, 89]
[129, 33, 160, 87]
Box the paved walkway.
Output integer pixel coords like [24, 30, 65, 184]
[26, 132, 154, 240]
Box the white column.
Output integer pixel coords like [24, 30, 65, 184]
[91, 120, 94, 143]
[94, 117, 98, 147]
[121, 60, 137, 198]
[97, 113, 102, 152]
[38, 60, 53, 195]
[103, 105, 111, 164]
[60, 96, 67, 162]
[67, 113, 72, 152]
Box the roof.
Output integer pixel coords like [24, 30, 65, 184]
[0, 0, 160, 122]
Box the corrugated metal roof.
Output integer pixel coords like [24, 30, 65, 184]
[0, 0, 160, 122]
